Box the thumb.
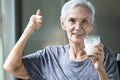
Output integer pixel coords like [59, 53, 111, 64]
[36, 9, 41, 16]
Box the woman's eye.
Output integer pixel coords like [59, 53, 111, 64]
[69, 18, 76, 23]
[82, 19, 88, 24]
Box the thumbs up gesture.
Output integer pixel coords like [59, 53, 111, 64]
[23, 9, 43, 37]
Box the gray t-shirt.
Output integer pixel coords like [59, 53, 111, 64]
[22, 44, 120, 80]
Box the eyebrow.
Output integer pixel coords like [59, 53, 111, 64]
[68, 17, 90, 21]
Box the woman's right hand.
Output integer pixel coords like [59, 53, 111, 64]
[23, 9, 43, 37]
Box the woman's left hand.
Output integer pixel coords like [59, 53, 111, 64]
[89, 43, 105, 71]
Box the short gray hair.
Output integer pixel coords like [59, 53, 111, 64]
[61, 0, 95, 22]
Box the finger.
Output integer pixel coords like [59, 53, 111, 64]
[90, 54, 102, 61]
[96, 43, 104, 48]
[100, 43, 104, 47]
[36, 9, 41, 16]
[93, 51, 104, 60]
[93, 50, 104, 57]
[95, 44, 104, 52]
[89, 56, 98, 64]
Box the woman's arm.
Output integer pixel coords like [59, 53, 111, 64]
[3, 9, 42, 79]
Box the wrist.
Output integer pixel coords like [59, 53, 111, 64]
[97, 66, 106, 75]
[97, 66, 109, 80]
[23, 26, 34, 38]
[96, 65, 104, 72]
[22, 30, 31, 40]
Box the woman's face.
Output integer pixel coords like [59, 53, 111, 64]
[61, 5, 94, 44]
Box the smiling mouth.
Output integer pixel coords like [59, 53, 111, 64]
[72, 32, 85, 37]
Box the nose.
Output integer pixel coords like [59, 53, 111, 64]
[74, 23, 81, 31]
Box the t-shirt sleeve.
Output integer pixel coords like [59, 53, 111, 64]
[103, 47, 120, 80]
[22, 48, 49, 80]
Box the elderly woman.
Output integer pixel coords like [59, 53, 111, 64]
[3, 0, 119, 80]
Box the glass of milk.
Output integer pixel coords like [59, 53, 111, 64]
[84, 35, 100, 56]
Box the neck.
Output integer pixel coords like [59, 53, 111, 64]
[69, 41, 88, 62]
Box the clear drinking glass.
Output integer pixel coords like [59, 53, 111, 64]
[84, 35, 100, 56]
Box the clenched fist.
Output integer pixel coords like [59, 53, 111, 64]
[23, 9, 43, 37]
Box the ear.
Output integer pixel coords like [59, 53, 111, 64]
[60, 17, 66, 30]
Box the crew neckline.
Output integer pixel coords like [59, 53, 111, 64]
[64, 44, 91, 66]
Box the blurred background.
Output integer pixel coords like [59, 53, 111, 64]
[0, 0, 120, 80]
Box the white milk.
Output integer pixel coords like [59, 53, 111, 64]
[84, 35, 100, 56]
[85, 44, 96, 56]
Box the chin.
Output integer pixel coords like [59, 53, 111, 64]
[69, 35, 85, 43]
[70, 38, 84, 44]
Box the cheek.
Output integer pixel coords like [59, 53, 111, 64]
[85, 30, 90, 36]
[84, 26, 93, 33]
[64, 23, 76, 36]
[65, 24, 74, 32]
[66, 29, 72, 36]
[66, 27, 74, 38]
[68, 26, 74, 34]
